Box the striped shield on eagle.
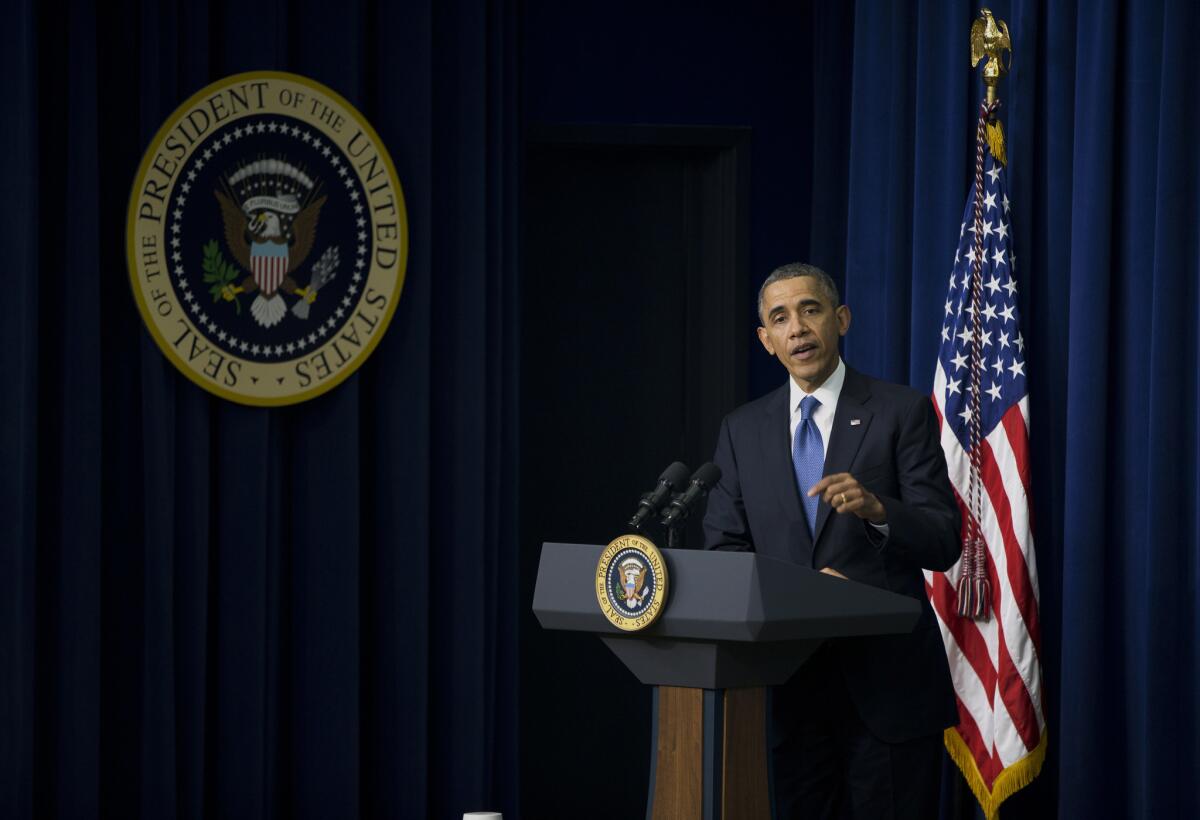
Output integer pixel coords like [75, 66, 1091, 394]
[251, 241, 289, 296]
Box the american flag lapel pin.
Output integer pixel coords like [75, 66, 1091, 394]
[850, 419, 862, 426]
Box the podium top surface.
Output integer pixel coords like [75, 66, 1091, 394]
[532, 542, 921, 642]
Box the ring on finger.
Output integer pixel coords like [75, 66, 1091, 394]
[839, 492, 847, 506]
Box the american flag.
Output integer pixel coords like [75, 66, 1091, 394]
[925, 117, 1047, 818]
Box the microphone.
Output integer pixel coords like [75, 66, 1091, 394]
[660, 462, 723, 528]
[629, 462, 691, 530]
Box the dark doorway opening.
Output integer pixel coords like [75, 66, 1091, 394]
[519, 125, 750, 819]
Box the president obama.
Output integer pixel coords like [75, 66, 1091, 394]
[703, 263, 961, 819]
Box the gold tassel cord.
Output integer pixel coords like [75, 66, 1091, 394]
[985, 118, 1007, 166]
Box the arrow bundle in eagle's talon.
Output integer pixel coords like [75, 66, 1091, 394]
[292, 245, 340, 319]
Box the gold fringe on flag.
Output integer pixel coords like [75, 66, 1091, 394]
[943, 727, 1047, 819]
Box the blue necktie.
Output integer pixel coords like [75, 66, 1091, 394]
[792, 395, 824, 537]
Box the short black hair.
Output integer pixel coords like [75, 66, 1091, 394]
[756, 263, 840, 323]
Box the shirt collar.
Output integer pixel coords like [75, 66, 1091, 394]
[789, 357, 846, 413]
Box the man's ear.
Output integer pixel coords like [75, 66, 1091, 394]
[836, 305, 851, 337]
[756, 325, 775, 355]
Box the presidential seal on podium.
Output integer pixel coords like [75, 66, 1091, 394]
[595, 533, 668, 631]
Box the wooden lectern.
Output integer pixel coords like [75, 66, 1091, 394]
[531, 542, 922, 820]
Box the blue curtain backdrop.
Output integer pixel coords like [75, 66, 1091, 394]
[802, 1, 1200, 817]
[3, 0, 1199, 818]
[0, 0, 519, 818]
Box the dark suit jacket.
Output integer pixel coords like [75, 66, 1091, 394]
[703, 365, 961, 743]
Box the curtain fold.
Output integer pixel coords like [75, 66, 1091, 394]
[0, 1, 519, 818]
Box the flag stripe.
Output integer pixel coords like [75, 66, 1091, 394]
[966, 501, 1041, 754]
[951, 694, 1004, 784]
[928, 576, 999, 779]
[983, 416, 1044, 652]
[999, 402, 1044, 600]
[1000, 405, 1031, 494]
[927, 566, 998, 693]
[994, 609, 1041, 754]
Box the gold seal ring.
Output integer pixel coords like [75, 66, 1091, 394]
[840, 492, 847, 506]
[595, 533, 669, 632]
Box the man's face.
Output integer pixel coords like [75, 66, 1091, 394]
[756, 276, 851, 392]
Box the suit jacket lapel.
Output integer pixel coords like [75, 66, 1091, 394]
[814, 367, 874, 545]
[759, 383, 814, 563]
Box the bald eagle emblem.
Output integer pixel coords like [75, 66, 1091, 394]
[618, 557, 650, 607]
[213, 158, 338, 328]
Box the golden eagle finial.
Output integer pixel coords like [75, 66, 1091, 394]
[970, 8, 1012, 106]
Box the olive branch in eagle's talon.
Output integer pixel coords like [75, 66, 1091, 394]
[202, 239, 243, 315]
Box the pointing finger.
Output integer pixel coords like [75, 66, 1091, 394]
[807, 472, 852, 497]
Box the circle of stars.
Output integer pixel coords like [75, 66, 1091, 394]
[169, 118, 370, 363]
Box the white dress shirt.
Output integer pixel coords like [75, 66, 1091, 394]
[787, 358, 888, 535]
[788, 357, 846, 456]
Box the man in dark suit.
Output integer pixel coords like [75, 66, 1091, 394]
[703, 262, 961, 819]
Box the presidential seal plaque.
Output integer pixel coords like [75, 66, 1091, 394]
[126, 71, 407, 405]
[595, 533, 669, 631]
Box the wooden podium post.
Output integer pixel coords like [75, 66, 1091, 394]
[720, 687, 770, 819]
[651, 686, 704, 820]
[649, 686, 769, 820]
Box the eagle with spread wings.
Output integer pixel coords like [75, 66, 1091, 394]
[213, 168, 328, 328]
